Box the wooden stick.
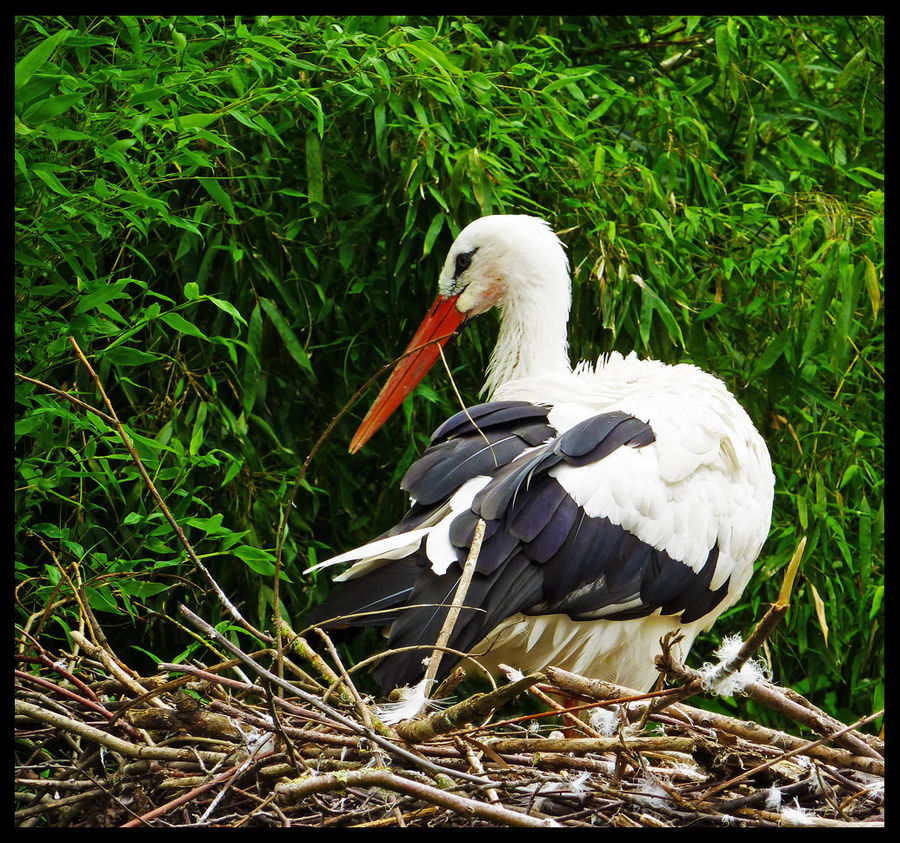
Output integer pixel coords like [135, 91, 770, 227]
[420, 518, 486, 704]
[64, 338, 261, 638]
[275, 768, 560, 828]
[395, 672, 544, 743]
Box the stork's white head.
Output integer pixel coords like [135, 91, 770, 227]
[437, 215, 571, 320]
[349, 214, 574, 453]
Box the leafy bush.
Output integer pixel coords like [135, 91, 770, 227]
[15, 15, 883, 728]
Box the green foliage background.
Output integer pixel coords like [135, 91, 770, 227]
[15, 16, 883, 729]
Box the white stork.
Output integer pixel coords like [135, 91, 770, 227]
[305, 215, 774, 695]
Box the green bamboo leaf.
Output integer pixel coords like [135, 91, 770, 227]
[297, 92, 324, 139]
[243, 302, 263, 415]
[15, 28, 70, 91]
[637, 278, 653, 348]
[637, 280, 685, 348]
[697, 302, 726, 321]
[863, 256, 881, 319]
[23, 93, 83, 125]
[791, 135, 830, 165]
[259, 297, 316, 380]
[30, 165, 73, 198]
[130, 87, 169, 105]
[103, 346, 160, 366]
[223, 457, 243, 486]
[800, 264, 837, 365]
[74, 281, 132, 314]
[743, 113, 757, 177]
[232, 544, 280, 577]
[170, 26, 187, 56]
[15, 416, 44, 439]
[422, 213, 445, 257]
[165, 215, 202, 235]
[404, 40, 461, 78]
[15, 114, 34, 137]
[541, 70, 594, 96]
[163, 112, 220, 132]
[125, 427, 171, 458]
[648, 209, 675, 247]
[159, 311, 209, 340]
[206, 296, 247, 325]
[836, 46, 868, 90]
[190, 401, 208, 456]
[851, 166, 884, 182]
[85, 585, 119, 614]
[869, 585, 884, 621]
[118, 187, 166, 212]
[762, 59, 799, 100]
[466, 71, 492, 95]
[306, 128, 323, 213]
[119, 16, 141, 59]
[839, 463, 858, 489]
[374, 102, 387, 166]
[714, 24, 731, 73]
[796, 493, 808, 531]
[118, 580, 171, 598]
[426, 183, 450, 214]
[198, 177, 238, 221]
[592, 144, 606, 180]
[751, 329, 791, 378]
[370, 56, 391, 89]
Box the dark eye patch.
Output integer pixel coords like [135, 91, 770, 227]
[453, 248, 477, 279]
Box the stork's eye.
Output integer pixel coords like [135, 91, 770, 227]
[454, 249, 477, 279]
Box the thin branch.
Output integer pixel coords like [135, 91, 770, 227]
[14, 371, 117, 425]
[274, 768, 560, 828]
[59, 338, 262, 638]
[395, 672, 544, 743]
[420, 517, 486, 702]
[15, 698, 228, 765]
[485, 735, 695, 755]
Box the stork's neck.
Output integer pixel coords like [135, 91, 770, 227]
[482, 273, 572, 398]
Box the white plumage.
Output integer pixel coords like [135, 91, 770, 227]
[306, 215, 774, 694]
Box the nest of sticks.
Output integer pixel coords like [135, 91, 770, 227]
[16, 596, 884, 828]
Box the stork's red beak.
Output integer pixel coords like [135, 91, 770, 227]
[349, 294, 465, 453]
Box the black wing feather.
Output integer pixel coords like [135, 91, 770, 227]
[307, 402, 736, 693]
